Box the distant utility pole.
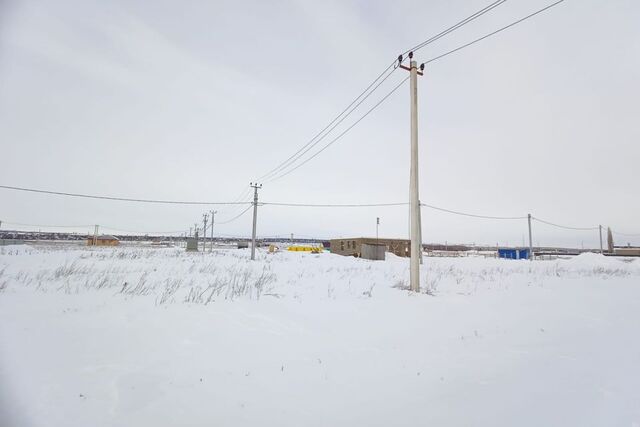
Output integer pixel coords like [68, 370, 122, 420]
[202, 213, 208, 253]
[250, 182, 262, 261]
[210, 210, 217, 252]
[399, 52, 424, 292]
[527, 214, 533, 261]
[599, 224, 603, 254]
[93, 224, 99, 246]
[376, 217, 380, 245]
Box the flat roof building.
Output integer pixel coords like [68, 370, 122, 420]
[87, 235, 120, 247]
[329, 237, 410, 258]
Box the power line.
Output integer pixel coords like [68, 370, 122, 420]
[257, 0, 509, 182]
[217, 205, 253, 224]
[421, 203, 526, 220]
[222, 186, 252, 210]
[101, 226, 185, 235]
[423, 0, 566, 66]
[216, 186, 254, 217]
[0, 185, 252, 206]
[532, 217, 599, 231]
[263, 201, 409, 208]
[267, 76, 410, 182]
[259, 68, 398, 182]
[0, 181, 526, 216]
[405, 0, 508, 55]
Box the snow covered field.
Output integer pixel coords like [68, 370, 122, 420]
[1, 244, 639, 426]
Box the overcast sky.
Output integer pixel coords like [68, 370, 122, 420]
[0, 0, 638, 248]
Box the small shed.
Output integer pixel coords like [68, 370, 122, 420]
[186, 238, 198, 251]
[498, 248, 530, 260]
[87, 235, 120, 247]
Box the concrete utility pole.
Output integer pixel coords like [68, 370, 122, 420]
[599, 224, 603, 254]
[250, 182, 262, 261]
[93, 224, 99, 246]
[527, 214, 533, 261]
[210, 210, 217, 252]
[418, 208, 423, 265]
[376, 217, 380, 245]
[399, 52, 424, 292]
[202, 213, 208, 253]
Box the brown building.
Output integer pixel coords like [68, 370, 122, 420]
[330, 237, 410, 258]
[614, 247, 640, 256]
[87, 235, 120, 247]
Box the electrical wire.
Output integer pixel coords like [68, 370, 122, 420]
[532, 217, 599, 231]
[405, 0, 507, 55]
[259, 1, 563, 184]
[423, 0, 566, 66]
[258, 68, 398, 182]
[263, 201, 408, 208]
[100, 226, 185, 235]
[266, 76, 410, 182]
[421, 203, 526, 220]
[227, 186, 253, 207]
[257, 0, 509, 183]
[258, 67, 395, 181]
[217, 205, 253, 224]
[0, 185, 252, 206]
[265, 200, 526, 222]
[216, 187, 254, 217]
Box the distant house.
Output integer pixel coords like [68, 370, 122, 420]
[330, 237, 410, 258]
[87, 235, 120, 247]
[613, 246, 640, 256]
[607, 228, 640, 256]
[498, 248, 529, 260]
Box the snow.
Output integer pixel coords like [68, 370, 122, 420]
[1, 244, 639, 426]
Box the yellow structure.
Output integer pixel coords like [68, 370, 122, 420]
[287, 245, 323, 253]
[87, 235, 120, 247]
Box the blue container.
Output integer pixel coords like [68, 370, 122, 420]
[498, 248, 530, 260]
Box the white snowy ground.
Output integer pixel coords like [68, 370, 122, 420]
[0, 245, 639, 427]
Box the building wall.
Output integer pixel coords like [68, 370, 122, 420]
[87, 239, 119, 247]
[330, 238, 410, 258]
[615, 248, 640, 256]
[360, 243, 386, 260]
